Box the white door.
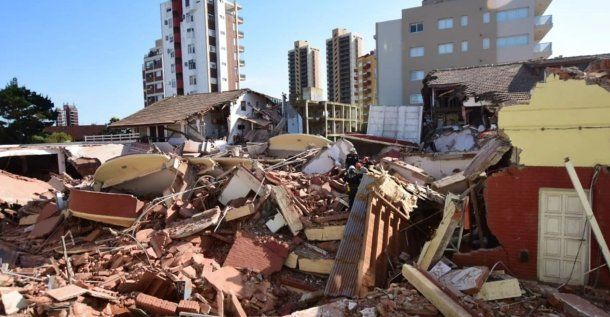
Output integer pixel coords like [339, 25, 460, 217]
[538, 189, 590, 285]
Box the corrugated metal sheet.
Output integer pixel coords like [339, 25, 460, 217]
[324, 174, 375, 297]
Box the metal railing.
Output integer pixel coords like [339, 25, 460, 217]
[84, 133, 140, 143]
[535, 15, 553, 27]
[534, 42, 552, 53]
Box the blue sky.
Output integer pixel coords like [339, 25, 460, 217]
[0, 0, 608, 125]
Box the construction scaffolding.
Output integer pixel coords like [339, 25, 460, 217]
[293, 100, 363, 141]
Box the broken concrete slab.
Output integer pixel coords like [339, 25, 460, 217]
[304, 225, 345, 241]
[298, 258, 334, 275]
[30, 214, 63, 239]
[225, 202, 256, 221]
[223, 232, 289, 276]
[68, 189, 144, 227]
[268, 134, 332, 158]
[0, 290, 28, 315]
[302, 138, 353, 174]
[463, 138, 511, 181]
[0, 170, 54, 205]
[287, 298, 350, 317]
[381, 157, 434, 186]
[219, 166, 264, 206]
[431, 172, 468, 194]
[438, 266, 489, 295]
[266, 213, 287, 233]
[402, 264, 472, 317]
[165, 206, 221, 238]
[46, 284, 88, 302]
[549, 293, 610, 317]
[270, 185, 303, 235]
[476, 278, 521, 301]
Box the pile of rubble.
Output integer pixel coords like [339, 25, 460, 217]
[0, 135, 608, 317]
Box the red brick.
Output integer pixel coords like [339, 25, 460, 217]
[29, 215, 63, 238]
[178, 300, 200, 313]
[135, 293, 178, 316]
[38, 202, 58, 221]
[223, 231, 288, 276]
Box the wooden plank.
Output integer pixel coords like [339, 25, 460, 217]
[476, 279, 522, 301]
[565, 159, 610, 270]
[402, 264, 472, 317]
[270, 186, 303, 235]
[417, 194, 461, 270]
[304, 225, 345, 241]
[225, 203, 255, 221]
[298, 258, 334, 275]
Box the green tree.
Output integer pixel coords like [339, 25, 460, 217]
[45, 132, 73, 143]
[0, 78, 56, 144]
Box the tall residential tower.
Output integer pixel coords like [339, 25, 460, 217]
[288, 40, 322, 102]
[159, 0, 244, 98]
[326, 28, 363, 104]
[143, 39, 164, 107]
[376, 0, 553, 107]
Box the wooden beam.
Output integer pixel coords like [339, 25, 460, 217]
[402, 264, 472, 317]
[417, 193, 461, 270]
[467, 180, 486, 248]
[564, 159, 610, 271]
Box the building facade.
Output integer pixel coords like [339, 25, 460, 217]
[56, 104, 79, 127]
[376, 0, 553, 108]
[143, 39, 164, 107]
[354, 51, 378, 127]
[288, 40, 322, 102]
[326, 28, 363, 104]
[159, 0, 244, 98]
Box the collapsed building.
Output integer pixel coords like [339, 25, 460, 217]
[0, 56, 609, 316]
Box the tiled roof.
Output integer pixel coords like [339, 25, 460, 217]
[110, 89, 250, 127]
[425, 63, 542, 105]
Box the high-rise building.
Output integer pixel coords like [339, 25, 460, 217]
[376, 0, 553, 107]
[288, 40, 322, 102]
[143, 39, 165, 107]
[159, 0, 244, 98]
[354, 51, 378, 126]
[326, 28, 363, 104]
[56, 104, 79, 127]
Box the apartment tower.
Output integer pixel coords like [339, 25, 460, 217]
[326, 28, 363, 104]
[288, 40, 322, 102]
[160, 0, 244, 98]
[376, 0, 553, 106]
[56, 104, 79, 127]
[143, 39, 164, 107]
[354, 50, 378, 125]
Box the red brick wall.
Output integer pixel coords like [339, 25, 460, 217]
[482, 166, 610, 288]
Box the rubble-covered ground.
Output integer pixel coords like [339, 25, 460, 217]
[0, 137, 608, 317]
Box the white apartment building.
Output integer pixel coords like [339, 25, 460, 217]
[160, 0, 244, 98]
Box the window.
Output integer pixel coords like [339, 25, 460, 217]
[189, 75, 197, 85]
[409, 47, 424, 57]
[185, 0, 190, 7]
[187, 44, 196, 54]
[156, 70, 162, 77]
[410, 70, 425, 81]
[461, 41, 469, 52]
[497, 7, 528, 22]
[410, 22, 423, 33]
[156, 83, 162, 89]
[438, 43, 454, 55]
[461, 15, 468, 26]
[171, 64, 175, 73]
[188, 60, 196, 70]
[410, 94, 423, 104]
[483, 38, 491, 49]
[210, 61, 217, 69]
[210, 45, 217, 53]
[240, 100, 246, 111]
[438, 18, 454, 30]
[497, 35, 529, 48]
[483, 12, 490, 23]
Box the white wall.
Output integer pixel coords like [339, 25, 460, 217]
[227, 92, 269, 143]
[161, 1, 177, 97]
[367, 105, 422, 143]
[376, 19, 403, 106]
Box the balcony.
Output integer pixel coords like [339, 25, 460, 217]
[239, 73, 246, 81]
[237, 16, 244, 24]
[535, 0, 552, 16]
[238, 31, 244, 39]
[534, 15, 553, 41]
[238, 45, 245, 53]
[534, 42, 552, 59]
[239, 59, 245, 67]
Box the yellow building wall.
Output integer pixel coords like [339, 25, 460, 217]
[499, 75, 610, 167]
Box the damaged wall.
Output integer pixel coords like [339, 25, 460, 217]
[499, 75, 610, 167]
[478, 166, 610, 288]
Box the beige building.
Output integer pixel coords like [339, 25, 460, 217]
[376, 0, 553, 108]
[354, 51, 378, 128]
[326, 28, 364, 104]
[288, 40, 322, 102]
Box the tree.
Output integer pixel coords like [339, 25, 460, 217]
[103, 116, 125, 135]
[44, 132, 73, 143]
[0, 78, 56, 144]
